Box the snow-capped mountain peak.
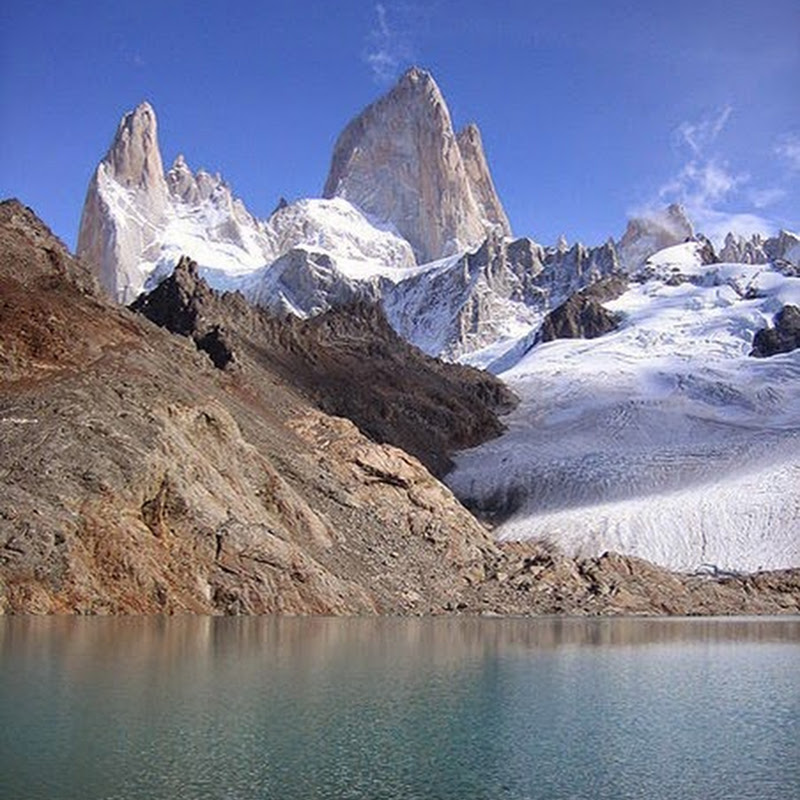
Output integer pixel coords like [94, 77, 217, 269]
[77, 78, 800, 369]
[77, 101, 418, 306]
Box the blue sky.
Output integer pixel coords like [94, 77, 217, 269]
[1, 0, 798, 251]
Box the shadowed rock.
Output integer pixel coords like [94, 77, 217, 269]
[751, 305, 800, 357]
[538, 275, 627, 343]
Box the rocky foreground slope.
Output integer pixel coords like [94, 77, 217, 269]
[2, 200, 799, 615]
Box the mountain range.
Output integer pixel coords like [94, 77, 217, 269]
[2, 67, 799, 613]
[76, 68, 800, 370]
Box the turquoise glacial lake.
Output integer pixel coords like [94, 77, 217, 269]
[1, 616, 798, 799]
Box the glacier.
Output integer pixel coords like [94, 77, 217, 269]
[446, 243, 800, 573]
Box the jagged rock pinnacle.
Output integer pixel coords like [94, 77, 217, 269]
[103, 101, 166, 203]
[77, 101, 169, 302]
[323, 67, 510, 263]
[456, 123, 512, 237]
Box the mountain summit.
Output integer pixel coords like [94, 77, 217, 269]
[77, 102, 170, 300]
[323, 67, 511, 263]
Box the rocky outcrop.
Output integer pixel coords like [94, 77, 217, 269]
[751, 305, 800, 357]
[537, 275, 627, 343]
[493, 545, 800, 616]
[323, 67, 510, 263]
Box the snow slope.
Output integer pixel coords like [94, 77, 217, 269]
[137, 188, 418, 299]
[446, 243, 800, 573]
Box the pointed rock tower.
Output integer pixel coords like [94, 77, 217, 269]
[456, 123, 511, 238]
[323, 67, 511, 264]
[77, 102, 169, 302]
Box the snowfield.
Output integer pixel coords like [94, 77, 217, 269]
[446, 244, 800, 573]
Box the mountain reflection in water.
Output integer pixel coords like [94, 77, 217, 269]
[1, 617, 798, 800]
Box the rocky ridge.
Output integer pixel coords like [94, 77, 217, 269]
[4, 199, 799, 615]
[383, 233, 622, 364]
[131, 256, 517, 477]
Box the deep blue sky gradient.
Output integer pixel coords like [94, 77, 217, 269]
[1, 0, 798, 251]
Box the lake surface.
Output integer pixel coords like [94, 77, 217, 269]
[1, 617, 798, 800]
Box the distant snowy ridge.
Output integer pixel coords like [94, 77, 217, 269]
[78, 77, 800, 368]
[446, 242, 800, 573]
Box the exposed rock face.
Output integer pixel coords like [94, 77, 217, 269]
[751, 305, 800, 357]
[538, 275, 627, 343]
[456, 123, 512, 236]
[322, 67, 511, 263]
[104, 102, 169, 206]
[77, 102, 170, 303]
[2, 199, 503, 614]
[618, 204, 694, 271]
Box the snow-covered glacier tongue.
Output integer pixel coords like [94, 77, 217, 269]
[446, 242, 800, 574]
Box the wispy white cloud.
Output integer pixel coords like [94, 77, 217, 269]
[775, 134, 800, 171]
[659, 159, 747, 209]
[363, 3, 413, 84]
[749, 187, 787, 209]
[649, 107, 787, 243]
[675, 105, 732, 156]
